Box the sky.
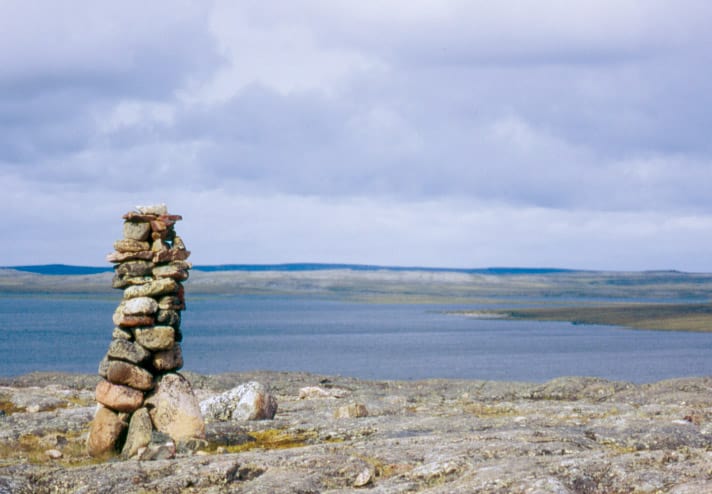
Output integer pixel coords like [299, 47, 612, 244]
[2, 0, 712, 271]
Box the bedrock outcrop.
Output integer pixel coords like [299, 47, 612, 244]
[1, 371, 712, 493]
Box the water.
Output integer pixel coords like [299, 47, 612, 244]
[1, 293, 711, 382]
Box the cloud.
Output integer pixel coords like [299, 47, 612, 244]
[2, 1, 712, 268]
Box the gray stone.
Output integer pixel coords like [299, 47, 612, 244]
[115, 260, 154, 277]
[152, 344, 184, 371]
[121, 407, 153, 458]
[134, 326, 175, 351]
[200, 382, 278, 422]
[106, 339, 151, 364]
[123, 221, 151, 241]
[152, 264, 189, 281]
[156, 309, 181, 328]
[123, 278, 178, 299]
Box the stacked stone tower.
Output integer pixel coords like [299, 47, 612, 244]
[87, 204, 204, 458]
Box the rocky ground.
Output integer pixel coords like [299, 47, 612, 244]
[1, 371, 711, 493]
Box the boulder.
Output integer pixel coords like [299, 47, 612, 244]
[87, 405, 126, 457]
[144, 373, 205, 441]
[200, 382, 278, 422]
[121, 407, 153, 458]
[95, 379, 144, 413]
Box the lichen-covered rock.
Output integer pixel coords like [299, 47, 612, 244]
[122, 221, 152, 241]
[134, 326, 175, 351]
[144, 373, 205, 441]
[152, 344, 184, 371]
[200, 382, 278, 422]
[123, 278, 178, 299]
[106, 339, 151, 364]
[121, 407, 152, 458]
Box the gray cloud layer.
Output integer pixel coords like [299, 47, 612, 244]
[1, 1, 711, 269]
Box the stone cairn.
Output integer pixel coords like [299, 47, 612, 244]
[87, 204, 205, 458]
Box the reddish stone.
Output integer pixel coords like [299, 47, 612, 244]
[95, 379, 144, 413]
[112, 311, 154, 328]
[123, 212, 158, 222]
[87, 405, 126, 457]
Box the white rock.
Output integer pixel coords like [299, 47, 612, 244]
[136, 203, 168, 215]
[298, 386, 349, 399]
[45, 449, 63, 459]
[123, 297, 158, 316]
[200, 381, 278, 422]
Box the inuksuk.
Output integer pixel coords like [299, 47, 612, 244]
[87, 204, 205, 458]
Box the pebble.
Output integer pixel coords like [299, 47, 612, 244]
[45, 449, 63, 460]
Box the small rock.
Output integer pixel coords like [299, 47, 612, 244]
[299, 386, 349, 399]
[144, 373, 205, 441]
[138, 441, 176, 461]
[334, 403, 369, 419]
[200, 382, 278, 422]
[115, 260, 154, 277]
[156, 309, 181, 328]
[45, 449, 63, 460]
[137, 203, 168, 215]
[353, 467, 373, 487]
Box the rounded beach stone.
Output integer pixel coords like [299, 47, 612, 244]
[107, 339, 151, 364]
[87, 405, 126, 457]
[123, 296, 158, 316]
[144, 373, 205, 441]
[123, 221, 151, 241]
[121, 407, 153, 458]
[106, 360, 154, 391]
[96, 379, 144, 413]
[123, 278, 178, 299]
[134, 326, 175, 351]
[152, 344, 183, 371]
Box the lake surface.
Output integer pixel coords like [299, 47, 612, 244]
[1, 294, 711, 382]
